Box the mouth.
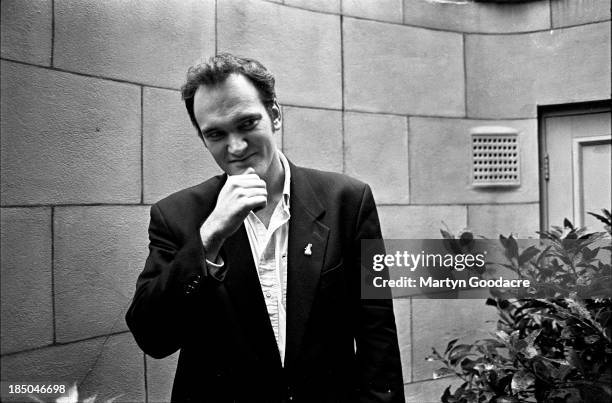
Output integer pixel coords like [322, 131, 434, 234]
[229, 154, 255, 164]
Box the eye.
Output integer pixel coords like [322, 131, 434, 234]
[203, 130, 224, 140]
[238, 118, 259, 131]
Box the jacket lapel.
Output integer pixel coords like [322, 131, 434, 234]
[285, 163, 329, 369]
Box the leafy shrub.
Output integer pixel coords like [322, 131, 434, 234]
[429, 209, 612, 403]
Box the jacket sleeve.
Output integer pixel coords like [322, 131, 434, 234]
[354, 184, 406, 403]
[125, 203, 208, 359]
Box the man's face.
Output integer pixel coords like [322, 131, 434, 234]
[193, 74, 281, 179]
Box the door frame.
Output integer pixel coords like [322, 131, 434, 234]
[571, 135, 610, 228]
[537, 100, 611, 232]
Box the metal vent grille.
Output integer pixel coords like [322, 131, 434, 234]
[471, 127, 520, 187]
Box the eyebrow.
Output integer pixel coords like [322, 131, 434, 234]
[200, 112, 262, 136]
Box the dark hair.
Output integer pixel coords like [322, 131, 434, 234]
[181, 53, 277, 140]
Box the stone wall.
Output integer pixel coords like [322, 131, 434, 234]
[1, 0, 609, 401]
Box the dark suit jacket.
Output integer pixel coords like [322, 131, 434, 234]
[126, 162, 405, 402]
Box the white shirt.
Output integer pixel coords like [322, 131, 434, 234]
[244, 151, 290, 365]
[203, 150, 291, 366]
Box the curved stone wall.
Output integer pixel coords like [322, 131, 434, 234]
[1, 0, 609, 401]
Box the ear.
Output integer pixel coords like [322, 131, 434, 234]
[270, 99, 282, 131]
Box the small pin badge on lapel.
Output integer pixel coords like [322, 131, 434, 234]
[304, 243, 313, 256]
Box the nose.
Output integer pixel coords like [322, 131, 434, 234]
[227, 132, 247, 156]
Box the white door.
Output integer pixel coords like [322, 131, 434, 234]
[541, 104, 611, 231]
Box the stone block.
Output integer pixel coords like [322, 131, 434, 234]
[466, 22, 611, 119]
[218, 0, 342, 109]
[54, 206, 150, 342]
[78, 333, 144, 402]
[404, 377, 463, 403]
[551, 0, 610, 27]
[0, 333, 144, 402]
[468, 203, 540, 238]
[0, 61, 141, 205]
[282, 106, 342, 172]
[378, 206, 467, 239]
[344, 112, 408, 203]
[143, 88, 221, 203]
[392, 298, 412, 383]
[409, 117, 539, 204]
[0, 208, 53, 354]
[1, 338, 100, 383]
[284, 0, 340, 13]
[0, 0, 52, 65]
[343, 18, 464, 116]
[403, 0, 549, 33]
[54, 0, 215, 88]
[146, 352, 179, 403]
[412, 299, 498, 381]
[342, 0, 402, 23]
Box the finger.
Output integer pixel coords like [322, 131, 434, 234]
[231, 177, 266, 188]
[246, 196, 267, 210]
[241, 187, 268, 198]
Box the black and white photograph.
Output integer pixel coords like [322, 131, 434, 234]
[1, 0, 610, 402]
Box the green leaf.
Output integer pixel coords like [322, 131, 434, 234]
[511, 370, 535, 393]
[503, 235, 519, 262]
[449, 344, 474, 364]
[441, 385, 452, 403]
[433, 367, 455, 379]
[460, 357, 477, 372]
[445, 338, 459, 355]
[518, 245, 540, 266]
[588, 211, 612, 226]
[459, 231, 474, 248]
[443, 237, 463, 255]
[494, 395, 519, 403]
[440, 229, 454, 240]
[580, 247, 598, 261]
[524, 329, 541, 346]
[476, 338, 506, 349]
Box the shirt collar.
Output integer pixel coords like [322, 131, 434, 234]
[277, 150, 291, 206]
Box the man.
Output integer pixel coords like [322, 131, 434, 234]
[126, 54, 405, 402]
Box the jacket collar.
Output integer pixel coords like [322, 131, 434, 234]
[287, 160, 325, 220]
